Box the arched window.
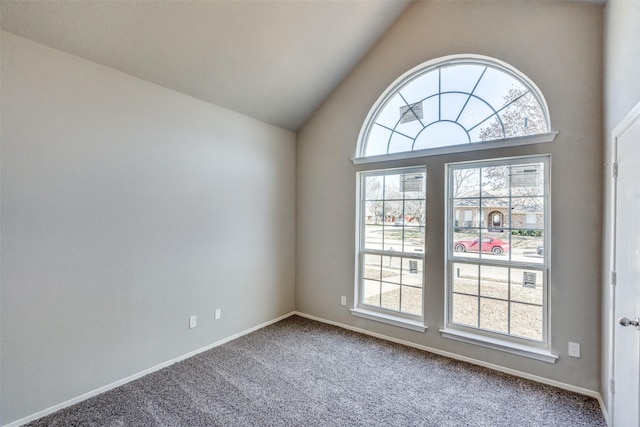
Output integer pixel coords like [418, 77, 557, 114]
[354, 54, 555, 359]
[354, 55, 556, 163]
[488, 210, 504, 231]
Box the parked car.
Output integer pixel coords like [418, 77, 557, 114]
[454, 237, 510, 255]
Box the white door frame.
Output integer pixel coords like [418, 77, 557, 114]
[606, 100, 640, 426]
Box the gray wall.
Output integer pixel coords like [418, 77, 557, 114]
[1, 32, 296, 424]
[602, 0, 640, 415]
[297, 1, 603, 392]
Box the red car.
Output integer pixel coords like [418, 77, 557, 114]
[454, 237, 510, 255]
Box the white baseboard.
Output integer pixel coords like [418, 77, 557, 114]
[597, 395, 611, 426]
[6, 310, 606, 427]
[3, 311, 297, 427]
[293, 311, 603, 401]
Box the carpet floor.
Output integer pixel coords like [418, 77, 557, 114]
[27, 315, 606, 426]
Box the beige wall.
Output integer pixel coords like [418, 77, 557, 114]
[604, 0, 640, 133]
[602, 0, 640, 416]
[0, 1, 612, 423]
[297, 1, 603, 392]
[0, 32, 296, 424]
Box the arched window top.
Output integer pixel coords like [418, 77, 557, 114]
[354, 55, 556, 163]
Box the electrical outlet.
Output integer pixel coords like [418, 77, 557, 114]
[215, 308, 221, 320]
[340, 296, 347, 306]
[189, 315, 197, 329]
[568, 342, 581, 358]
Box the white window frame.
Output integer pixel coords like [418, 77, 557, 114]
[352, 166, 427, 332]
[440, 155, 557, 363]
[352, 54, 558, 165]
[351, 55, 559, 358]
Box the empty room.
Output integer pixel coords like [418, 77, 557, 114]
[1, 1, 639, 426]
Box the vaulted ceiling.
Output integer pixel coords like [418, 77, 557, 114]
[0, 1, 412, 131]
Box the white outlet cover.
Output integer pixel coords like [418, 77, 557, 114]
[215, 308, 221, 320]
[189, 315, 197, 329]
[340, 296, 347, 306]
[568, 342, 580, 358]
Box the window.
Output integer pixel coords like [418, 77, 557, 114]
[352, 168, 426, 331]
[353, 55, 556, 360]
[443, 156, 553, 361]
[353, 55, 556, 164]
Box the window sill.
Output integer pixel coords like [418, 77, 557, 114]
[352, 132, 558, 165]
[350, 308, 427, 332]
[439, 328, 558, 364]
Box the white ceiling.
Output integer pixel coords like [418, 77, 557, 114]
[0, 0, 412, 131]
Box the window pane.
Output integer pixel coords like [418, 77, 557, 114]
[498, 92, 547, 138]
[383, 200, 403, 224]
[381, 256, 401, 284]
[440, 93, 470, 122]
[453, 228, 480, 259]
[403, 224, 424, 253]
[510, 303, 543, 341]
[363, 254, 382, 280]
[479, 298, 509, 334]
[512, 197, 544, 228]
[400, 70, 439, 105]
[441, 64, 486, 95]
[452, 201, 480, 229]
[453, 168, 480, 198]
[415, 121, 468, 150]
[510, 268, 544, 305]
[363, 280, 381, 307]
[421, 96, 440, 125]
[482, 198, 510, 229]
[481, 165, 509, 197]
[457, 97, 495, 131]
[395, 113, 424, 137]
[388, 132, 415, 154]
[401, 173, 426, 199]
[401, 286, 422, 316]
[365, 125, 391, 156]
[401, 259, 423, 286]
[375, 93, 406, 129]
[510, 163, 544, 195]
[479, 229, 510, 261]
[452, 293, 478, 327]
[364, 224, 383, 250]
[452, 263, 478, 295]
[510, 230, 544, 264]
[365, 175, 384, 200]
[384, 174, 402, 194]
[480, 265, 509, 300]
[383, 226, 403, 252]
[473, 67, 527, 110]
[474, 115, 504, 142]
[380, 283, 400, 311]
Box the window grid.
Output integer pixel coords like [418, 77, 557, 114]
[448, 157, 548, 344]
[358, 168, 426, 319]
[451, 261, 545, 340]
[362, 255, 423, 315]
[360, 59, 550, 158]
[353, 55, 556, 165]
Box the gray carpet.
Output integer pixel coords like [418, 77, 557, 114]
[27, 315, 605, 426]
